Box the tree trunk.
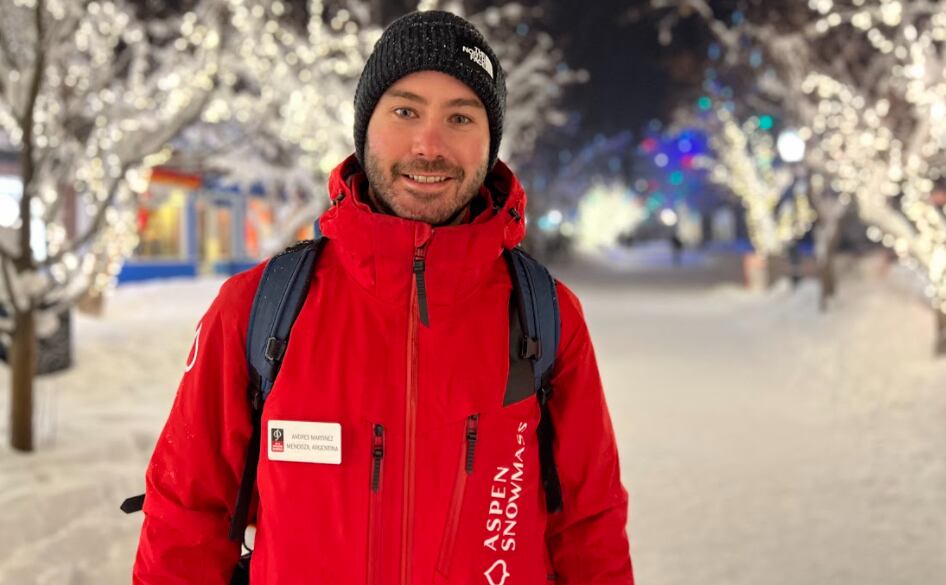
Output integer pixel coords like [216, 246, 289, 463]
[818, 252, 836, 312]
[935, 308, 946, 357]
[10, 308, 37, 451]
[743, 252, 770, 292]
[814, 217, 843, 312]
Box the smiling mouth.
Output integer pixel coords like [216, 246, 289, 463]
[403, 174, 452, 184]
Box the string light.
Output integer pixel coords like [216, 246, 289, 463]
[697, 101, 816, 258]
[0, 0, 241, 318]
[656, 0, 946, 309]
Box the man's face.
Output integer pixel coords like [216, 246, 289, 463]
[364, 70, 490, 225]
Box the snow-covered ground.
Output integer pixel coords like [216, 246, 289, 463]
[1, 252, 944, 584]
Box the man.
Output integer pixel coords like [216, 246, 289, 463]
[134, 10, 633, 584]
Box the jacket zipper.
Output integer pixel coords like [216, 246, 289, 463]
[402, 238, 429, 585]
[367, 423, 385, 585]
[436, 414, 478, 576]
[465, 414, 479, 473]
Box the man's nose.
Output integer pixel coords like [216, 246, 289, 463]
[410, 119, 448, 160]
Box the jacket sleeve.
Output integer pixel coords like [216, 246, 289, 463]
[133, 268, 262, 584]
[544, 281, 634, 584]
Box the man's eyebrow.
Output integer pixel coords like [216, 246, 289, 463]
[445, 97, 485, 109]
[387, 90, 427, 104]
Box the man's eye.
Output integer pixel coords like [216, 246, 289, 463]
[452, 114, 472, 125]
[395, 108, 416, 118]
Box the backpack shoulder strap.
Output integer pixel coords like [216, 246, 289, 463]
[229, 236, 326, 542]
[246, 237, 325, 401]
[503, 247, 563, 513]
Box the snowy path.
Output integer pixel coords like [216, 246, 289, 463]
[1, 261, 944, 584]
[559, 261, 946, 585]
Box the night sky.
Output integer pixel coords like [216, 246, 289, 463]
[545, 0, 678, 139]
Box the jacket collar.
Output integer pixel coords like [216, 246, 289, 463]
[318, 154, 527, 306]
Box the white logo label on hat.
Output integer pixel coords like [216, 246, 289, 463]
[462, 45, 494, 79]
[268, 420, 342, 464]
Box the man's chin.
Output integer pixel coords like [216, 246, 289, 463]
[391, 206, 453, 225]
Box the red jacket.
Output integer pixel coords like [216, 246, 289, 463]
[134, 155, 634, 584]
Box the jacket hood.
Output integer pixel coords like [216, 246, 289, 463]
[318, 154, 527, 306]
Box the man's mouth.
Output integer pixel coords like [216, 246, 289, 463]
[404, 174, 452, 184]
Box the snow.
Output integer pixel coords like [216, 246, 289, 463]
[1, 256, 945, 584]
[0, 277, 226, 584]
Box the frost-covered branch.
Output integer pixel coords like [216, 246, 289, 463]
[0, 0, 265, 336]
[694, 105, 814, 257]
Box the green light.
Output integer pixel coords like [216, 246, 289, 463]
[697, 96, 712, 111]
[759, 115, 774, 130]
[669, 171, 684, 185]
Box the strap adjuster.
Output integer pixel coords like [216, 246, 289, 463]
[265, 337, 287, 363]
[520, 336, 541, 360]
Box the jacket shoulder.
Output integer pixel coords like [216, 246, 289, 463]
[552, 278, 592, 360]
[206, 260, 268, 327]
[553, 278, 585, 323]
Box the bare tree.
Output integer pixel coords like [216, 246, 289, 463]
[0, 0, 251, 451]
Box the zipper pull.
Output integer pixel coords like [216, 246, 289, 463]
[371, 424, 385, 492]
[413, 246, 430, 327]
[465, 414, 479, 474]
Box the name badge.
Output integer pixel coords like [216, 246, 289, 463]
[267, 420, 342, 464]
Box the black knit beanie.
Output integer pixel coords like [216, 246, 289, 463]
[353, 10, 507, 170]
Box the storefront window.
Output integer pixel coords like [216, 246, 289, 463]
[197, 201, 233, 263]
[135, 188, 185, 259]
[245, 198, 273, 259]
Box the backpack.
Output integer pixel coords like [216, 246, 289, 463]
[122, 236, 563, 582]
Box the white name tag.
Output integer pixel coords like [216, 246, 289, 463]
[267, 420, 342, 464]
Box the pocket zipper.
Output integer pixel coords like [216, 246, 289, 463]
[436, 414, 478, 576]
[367, 423, 385, 585]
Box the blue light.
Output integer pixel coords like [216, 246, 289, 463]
[516, 23, 529, 36]
[708, 43, 721, 61]
[750, 49, 763, 69]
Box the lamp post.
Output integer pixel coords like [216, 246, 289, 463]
[776, 129, 806, 163]
[777, 129, 808, 288]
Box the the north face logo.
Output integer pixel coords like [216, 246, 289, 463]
[462, 45, 494, 79]
[484, 559, 510, 585]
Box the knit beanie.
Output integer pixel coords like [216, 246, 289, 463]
[353, 10, 507, 170]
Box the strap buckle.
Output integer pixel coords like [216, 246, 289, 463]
[264, 337, 287, 363]
[520, 336, 541, 360]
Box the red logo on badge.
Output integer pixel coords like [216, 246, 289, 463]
[271, 428, 284, 452]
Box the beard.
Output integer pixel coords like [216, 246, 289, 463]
[364, 141, 488, 226]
